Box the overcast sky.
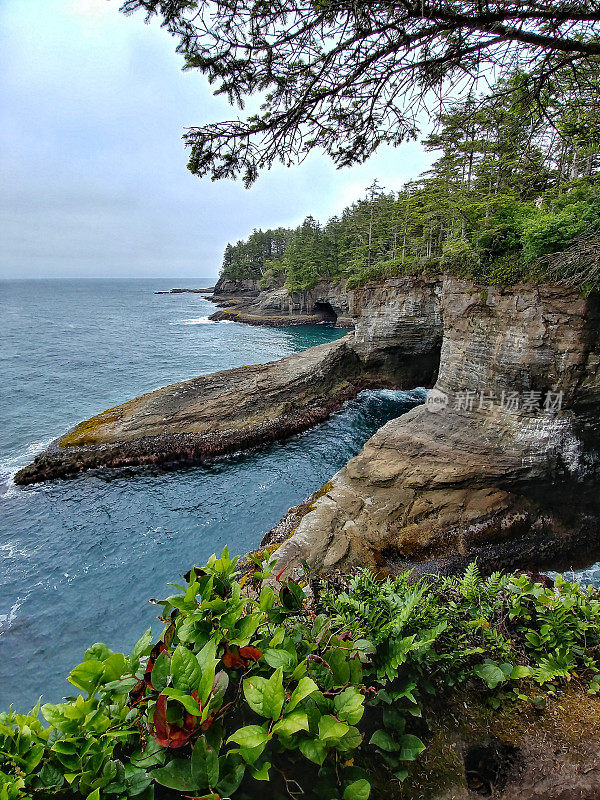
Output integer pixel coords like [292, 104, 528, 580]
[0, 0, 434, 281]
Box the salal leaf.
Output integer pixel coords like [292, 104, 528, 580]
[37, 764, 64, 789]
[369, 729, 399, 752]
[343, 779, 371, 800]
[286, 677, 319, 712]
[68, 660, 104, 694]
[337, 725, 362, 752]
[84, 643, 113, 662]
[197, 638, 218, 672]
[23, 744, 44, 773]
[151, 651, 171, 693]
[161, 688, 201, 716]
[191, 736, 220, 790]
[216, 759, 245, 797]
[102, 652, 127, 683]
[171, 645, 201, 693]
[473, 661, 507, 689]
[259, 586, 275, 611]
[262, 649, 297, 672]
[231, 613, 261, 645]
[299, 738, 328, 765]
[511, 665, 532, 680]
[333, 687, 364, 725]
[323, 648, 350, 687]
[272, 710, 309, 736]
[318, 715, 349, 744]
[397, 734, 425, 762]
[198, 660, 217, 707]
[227, 725, 271, 749]
[210, 671, 229, 709]
[269, 628, 285, 648]
[130, 628, 153, 672]
[152, 759, 195, 791]
[243, 676, 268, 716]
[262, 667, 285, 720]
[250, 761, 271, 781]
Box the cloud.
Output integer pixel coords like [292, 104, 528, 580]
[0, 0, 434, 279]
[69, 0, 112, 16]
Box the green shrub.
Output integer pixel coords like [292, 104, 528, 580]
[320, 563, 600, 697]
[474, 199, 533, 261]
[1, 554, 599, 800]
[522, 184, 600, 263]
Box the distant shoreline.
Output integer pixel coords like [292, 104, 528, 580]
[154, 287, 214, 294]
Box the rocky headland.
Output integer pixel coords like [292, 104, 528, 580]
[154, 287, 215, 294]
[270, 277, 600, 578]
[208, 275, 355, 327]
[15, 275, 600, 578]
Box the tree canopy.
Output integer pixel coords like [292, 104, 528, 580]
[220, 72, 600, 291]
[121, 1, 600, 185]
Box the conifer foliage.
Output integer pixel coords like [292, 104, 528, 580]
[121, 1, 600, 186]
[219, 68, 600, 292]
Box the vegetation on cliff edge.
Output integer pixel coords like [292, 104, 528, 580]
[219, 66, 600, 293]
[2, 551, 600, 800]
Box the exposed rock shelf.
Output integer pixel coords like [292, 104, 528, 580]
[14, 337, 362, 484]
[154, 287, 214, 294]
[209, 278, 355, 327]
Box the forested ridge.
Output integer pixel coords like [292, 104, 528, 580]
[220, 70, 600, 293]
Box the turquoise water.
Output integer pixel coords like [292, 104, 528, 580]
[0, 279, 427, 710]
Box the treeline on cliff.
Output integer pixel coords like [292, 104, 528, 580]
[220, 68, 600, 293]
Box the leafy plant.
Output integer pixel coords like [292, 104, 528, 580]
[1, 553, 599, 800]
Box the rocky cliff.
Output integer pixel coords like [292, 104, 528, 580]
[270, 276, 600, 577]
[15, 275, 600, 577]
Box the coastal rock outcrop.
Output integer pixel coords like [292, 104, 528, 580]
[210, 279, 354, 326]
[392, 686, 600, 800]
[14, 337, 362, 484]
[212, 276, 262, 297]
[15, 277, 442, 485]
[15, 273, 600, 579]
[270, 277, 600, 577]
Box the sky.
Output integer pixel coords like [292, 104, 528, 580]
[0, 0, 434, 281]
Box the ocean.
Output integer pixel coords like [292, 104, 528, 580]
[0, 279, 428, 710]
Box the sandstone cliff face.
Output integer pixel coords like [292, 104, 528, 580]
[213, 276, 262, 296]
[352, 276, 442, 385]
[271, 277, 600, 577]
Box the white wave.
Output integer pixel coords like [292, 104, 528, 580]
[358, 387, 428, 402]
[172, 316, 235, 326]
[0, 540, 30, 560]
[546, 564, 600, 588]
[0, 596, 25, 636]
[0, 438, 54, 495]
